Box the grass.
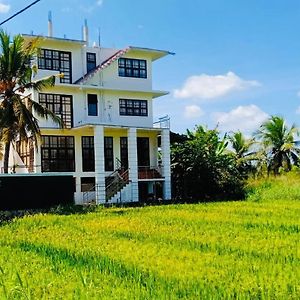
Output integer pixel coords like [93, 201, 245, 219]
[0, 174, 299, 299]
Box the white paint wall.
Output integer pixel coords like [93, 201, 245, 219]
[34, 87, 154, 129]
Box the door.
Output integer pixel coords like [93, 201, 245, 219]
[137, 137, 150, 167]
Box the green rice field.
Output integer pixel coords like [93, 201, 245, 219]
[0, 176, 299, 299]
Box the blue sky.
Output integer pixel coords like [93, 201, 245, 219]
[1, 0, 300, 134]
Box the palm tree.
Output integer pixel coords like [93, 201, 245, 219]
[255, 116, 300, 174]
[228, 131, 256, 174]
[0, 31, 62, 173]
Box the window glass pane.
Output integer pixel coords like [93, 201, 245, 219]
[118, 58, 147, 78]
[119, 99, 148, 117]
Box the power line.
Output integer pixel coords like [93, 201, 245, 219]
[0, 0, 42, 26]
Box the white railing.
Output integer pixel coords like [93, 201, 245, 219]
[153, 115, 170, 129]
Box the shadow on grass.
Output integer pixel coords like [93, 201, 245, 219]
[0, 196, 245, 225]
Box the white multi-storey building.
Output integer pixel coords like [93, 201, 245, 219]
[8, 21, 173, 204]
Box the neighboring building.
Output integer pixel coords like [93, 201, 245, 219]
[3, 20, 173, 204]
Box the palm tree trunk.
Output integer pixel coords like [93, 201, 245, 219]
[3, 142, 10, 174]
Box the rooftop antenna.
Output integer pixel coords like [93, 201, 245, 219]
[48, 11, 53, 37]
[83, 19, 89, 45]
[98, 27, 101, 47]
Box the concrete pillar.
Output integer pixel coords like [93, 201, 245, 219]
[94, 125, 106, 204]
[161, 129, 171, 200]
[128, 128, 139, 202]
[74, 135, 83, 204]
[34, 146, 42, 173]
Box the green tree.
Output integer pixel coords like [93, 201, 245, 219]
[0, 31, 62, 173]
[255, 116, 300, 174]
[171, 125, 245, 201]
[228, 131, 256, 175]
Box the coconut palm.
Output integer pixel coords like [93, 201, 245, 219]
[0, 31, 62, 173]
[228, 131, 256, 174]
[255, 116, 300, 174]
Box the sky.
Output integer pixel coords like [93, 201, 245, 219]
[1, 0, 300, 134]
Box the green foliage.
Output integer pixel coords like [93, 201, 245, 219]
[255, 116, 300, 174]
[228, 131, 257, 175]
[246, 170, 300, 202]
[171, 125, 245, 200]
[0, 31, 62, 173]
[0, 192, 299, 299]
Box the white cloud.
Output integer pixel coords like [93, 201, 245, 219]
[174, 72, 260, 100]
[212, 105, 268, 133]
[184, 105, 204, 119]
[0, 3, 10, 13]
[80, 1, 103, 13]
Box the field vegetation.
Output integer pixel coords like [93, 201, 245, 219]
[0, 174, 299, 299]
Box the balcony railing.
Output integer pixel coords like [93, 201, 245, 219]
[138, 166, 163, 179]
[153, 115, 170, 129]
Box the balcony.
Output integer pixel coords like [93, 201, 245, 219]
[138, 166, 163, 180]
[153, 115, 170, 129]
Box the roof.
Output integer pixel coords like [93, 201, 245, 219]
[22, 34, 86, 45]
[127, 46, 175, 61]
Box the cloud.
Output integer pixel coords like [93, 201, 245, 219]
[0, 3, 10, 13]
[184, 105, 204, 119]
[212, 105, 268, 133]
[80, 1, 103, 13]
[174, 72, 260, 100]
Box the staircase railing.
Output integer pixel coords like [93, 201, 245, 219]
[82, 184, 98, 205]
[105, 168, 130, 202]
[82, 158, 130, 204]
[138, 165, 163, 179]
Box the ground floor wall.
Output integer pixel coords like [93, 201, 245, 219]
[30, 125, 171, 204]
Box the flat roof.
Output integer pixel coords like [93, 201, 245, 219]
[128, 46, 175, 60]
[22, 34, 86, 44]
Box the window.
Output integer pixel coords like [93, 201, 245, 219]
[104, 137, 114, 171]
[38, 49, 72, 83]
[87, 52, 96, 72]
[81, 177, 95, 192]
[119, 99, 148, 116]
[41, 136, 75, 172]
[82, 136, 95, 172]
[87, 94, 98, 116]
[39, 93, 73, 128]
[118, 58, 147, 78]
[120, 137, 128, 170]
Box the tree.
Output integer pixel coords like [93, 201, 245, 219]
[228, 131, 256, 176]
[255, 116, 300, 174]
[0, 31, 62, 173]
[171, 125, 245, 201]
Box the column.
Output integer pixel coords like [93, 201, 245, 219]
[34, 145, 42, 173]
[161, 129, 171, 200]
[74, 135, 82, 204]
[94, 125, 106, 204]
[128, 128, 139, 202]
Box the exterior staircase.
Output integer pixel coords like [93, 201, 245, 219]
[105, 169, 130, 202]
[82, 159, 131, 205]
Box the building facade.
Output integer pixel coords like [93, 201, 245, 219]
[9, 26, 172, 204]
